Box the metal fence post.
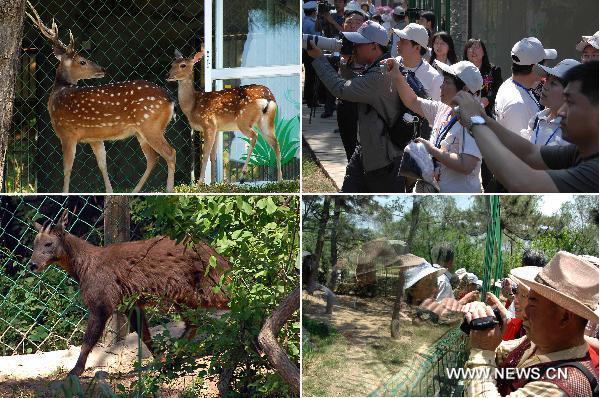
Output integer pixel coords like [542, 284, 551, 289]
[101, 196, 130, 345]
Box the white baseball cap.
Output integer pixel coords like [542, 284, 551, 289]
[393, 6, 406, 16]
[344, 2, 368, 17]
[511, 37, 557, 65]
[434, 60, 483, 94]
[534, 58, 581, 80]
[466, 273, 483, 287]
[403, 261, 447, 290]
[576, 31, 599, 51]
[342, 20, 389, 46]
[303, 1, 317, 10]
[393, 23, 429, 49]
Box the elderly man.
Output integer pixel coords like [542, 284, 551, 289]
[463, 251, 599, 396]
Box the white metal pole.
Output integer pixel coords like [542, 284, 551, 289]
[215, 0, 224, 182]
[203, 0, 213, 183]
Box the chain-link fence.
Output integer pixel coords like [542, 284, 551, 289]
[370, 328, 468, 397]
[6, 0, 300, 193]
[0, 196, 106, 355]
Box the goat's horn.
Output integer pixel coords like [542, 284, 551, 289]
[41, 219, 51, 233]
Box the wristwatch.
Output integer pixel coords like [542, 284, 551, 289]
[465, 115, 486, 133]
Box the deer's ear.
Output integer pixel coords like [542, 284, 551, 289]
[174, 49, 183, 59]
[33, 221, 43, 232]
[56, 209, 69, 234]
[192, 51, 204, 64]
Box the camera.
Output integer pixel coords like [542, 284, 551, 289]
[317, 1, 335, 14]
[460, 307, 504, 335]
[302, 34, 354, 55]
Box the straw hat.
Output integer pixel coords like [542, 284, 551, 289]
[511, 251, 599, 322]
[508, 266, 541, 291]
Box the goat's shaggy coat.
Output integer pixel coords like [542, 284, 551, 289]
[31, 213, 230, 376]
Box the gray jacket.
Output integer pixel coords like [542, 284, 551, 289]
[312, 54, 404, 171]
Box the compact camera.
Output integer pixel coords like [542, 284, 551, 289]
[460, 307, 504, 335]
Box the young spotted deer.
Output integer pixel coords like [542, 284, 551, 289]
[167, 48, 282, 183]
[30, 210, 230, 377]
[26, 1, 176, 193]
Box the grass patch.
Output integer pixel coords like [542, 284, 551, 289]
[301, 141, 337, 193]
[174, 180, 299, 193]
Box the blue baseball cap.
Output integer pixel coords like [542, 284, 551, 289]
[342, 20, 389, 46]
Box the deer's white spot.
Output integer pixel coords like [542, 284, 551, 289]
[144, 114, 149, 119]
[116, 102, 120, 105]
[137, 86, 142, 90]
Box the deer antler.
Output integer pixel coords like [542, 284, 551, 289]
[26, 0, 73, 52]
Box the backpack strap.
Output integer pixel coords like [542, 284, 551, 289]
[544, 361, 599, 397]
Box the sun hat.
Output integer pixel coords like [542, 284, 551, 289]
[511, 251, 599, 322]
[434, 60, 483, 94]
[576, 31, 599, 51]
[392, 23, 429, 49]
[508, 266, 542, 291]
[342, 20, 389, 46]
[534, 58, 581, 80]
[511, 37, 557, 65]
[404, 260, 446, 290]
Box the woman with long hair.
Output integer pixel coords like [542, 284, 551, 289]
[463, 38, 502, 116]
[429, 31, 457, 66]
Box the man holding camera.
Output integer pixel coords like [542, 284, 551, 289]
[451, 61, 598, 193]
[462, 252, 598, 396]
[306, 21, 406, 192]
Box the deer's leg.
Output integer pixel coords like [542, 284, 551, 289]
[89, 141, 113, 193]
[237, 126, 257, 184]
[132, 137, 158, 193]
[69, 308, 110, 377]
[199, 128, 217, 185]
[259, 114, 282, 181]
[128, 305, 155, 355]
[60, 138, 77, 193]
[210, 140, 218, 183]
[143, 131, 176, 192]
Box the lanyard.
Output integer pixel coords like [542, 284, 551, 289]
[435, 112, 457, 148]
[534, 121, 561, 145]
[512, 79, 541, 109]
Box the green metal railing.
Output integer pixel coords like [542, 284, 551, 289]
[370, 328, 468, 397]
[5, 0, 299, 193]
[481, 195, 503, 298]
[0, 196, 104, 355]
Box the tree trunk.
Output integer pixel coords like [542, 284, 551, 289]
[101, 196, 130, 345]
[307, 197, 331, 293]
[391, 196, 421, 339]
[328, 197, 341, 290]
[0, 0, 25, 189]
[258, 285, 300, 396]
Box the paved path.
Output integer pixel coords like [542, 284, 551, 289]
[302, 104, 347, 191]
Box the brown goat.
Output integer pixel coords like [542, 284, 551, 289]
[30, 210, 230, 377]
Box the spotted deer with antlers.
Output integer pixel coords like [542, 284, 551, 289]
[26, 1, 176, 193]
[167, 47, 282, 183]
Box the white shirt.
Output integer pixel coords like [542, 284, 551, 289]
[520, 108, 568, 147]
[395, 56, 443, 101]
[494, 77, 541, 133]
[436, 270, 454, 300]
[418, 98, 483, 193]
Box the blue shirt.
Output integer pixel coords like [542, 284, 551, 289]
[302, 15, 319, 35]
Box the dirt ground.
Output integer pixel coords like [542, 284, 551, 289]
[0, 321, 219, 397]
[302, 291, 457, 397]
